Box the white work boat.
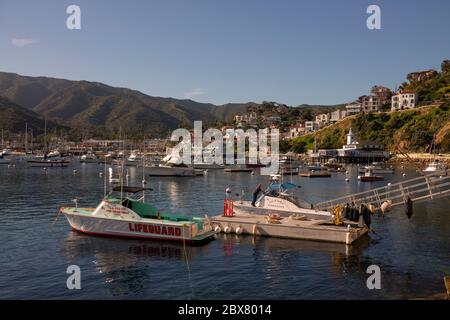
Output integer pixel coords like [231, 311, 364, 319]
[60, 186, 215, 244]
[233, 175, 332, 220]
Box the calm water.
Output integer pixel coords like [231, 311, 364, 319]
[0, 161, 449, 299]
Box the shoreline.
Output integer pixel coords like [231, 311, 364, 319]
[387, 153, 450, 165]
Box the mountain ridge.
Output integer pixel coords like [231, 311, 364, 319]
[0, 71, 339, 136]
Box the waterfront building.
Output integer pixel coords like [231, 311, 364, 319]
[312, 128, 388, 163]
[391, 91, 418, 111]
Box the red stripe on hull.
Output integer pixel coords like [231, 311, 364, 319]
[70, 227, 195, 244]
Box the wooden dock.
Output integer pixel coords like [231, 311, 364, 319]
[210, 212, 368, 245]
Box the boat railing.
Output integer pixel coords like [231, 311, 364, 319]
[314, 175, 450, 212]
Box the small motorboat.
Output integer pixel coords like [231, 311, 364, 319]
[80, 152, 98, 163]
[233, 175, 332, 220]
[358, 162, 394, 174]
[423, 160, 447, 176]
[147, 155, 203, 176]
[60, 186, 216, 243]
[358, 167, 384, 181]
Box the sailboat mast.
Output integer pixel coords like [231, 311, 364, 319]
[25, 121, 28, 154]
[142, 139, 146, 203]
[44, 118, 47, 158]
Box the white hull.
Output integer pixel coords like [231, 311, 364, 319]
[192, 163, 224, 169]
[234, 196, 332, 220]
[65, 213, 196, 241]
[62, 200, 215, 242]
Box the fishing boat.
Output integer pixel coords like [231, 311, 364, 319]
[147, 155, 204, 176]
[60, 186, 215, 243]
[233, 176, 332, 220]
[358, 167, 384, 181]
[358, 162, 394, 174]
[423, 160, 448, 176]
[213, 181, 368, 244]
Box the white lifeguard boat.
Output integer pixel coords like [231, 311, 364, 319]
[60, 186, 215, 244]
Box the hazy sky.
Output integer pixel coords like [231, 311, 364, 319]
[0, 0, 449, 105]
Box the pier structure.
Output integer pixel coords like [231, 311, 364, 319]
[310, 128, 389, 164]
[314, 174, 450, 212]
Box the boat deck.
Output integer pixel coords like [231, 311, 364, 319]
[210, 212, 368, 244]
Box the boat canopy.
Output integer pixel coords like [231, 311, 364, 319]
[269, 182, 298, 191]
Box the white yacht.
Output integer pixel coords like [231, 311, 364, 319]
[233, 175, 332, 220]
[80, 152, 98, 163]
[423, 160, 448, 176]
[147, 155, 204, 177]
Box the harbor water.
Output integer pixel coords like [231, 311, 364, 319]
[0, 162, 449, 299]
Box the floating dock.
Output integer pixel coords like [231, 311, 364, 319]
[210, 212, 368, 245]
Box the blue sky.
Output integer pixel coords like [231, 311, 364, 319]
[0, 0, 449, 105]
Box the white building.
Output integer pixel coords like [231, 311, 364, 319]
[289, 125, 305, 138]
[330, 109, 347, 122]
[305, 121, 319, 133]
[391, 91, 417, 111]
[360, 95, 382, 112]
[315, 113, 330, 126]
[345, 103, 362, 115]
